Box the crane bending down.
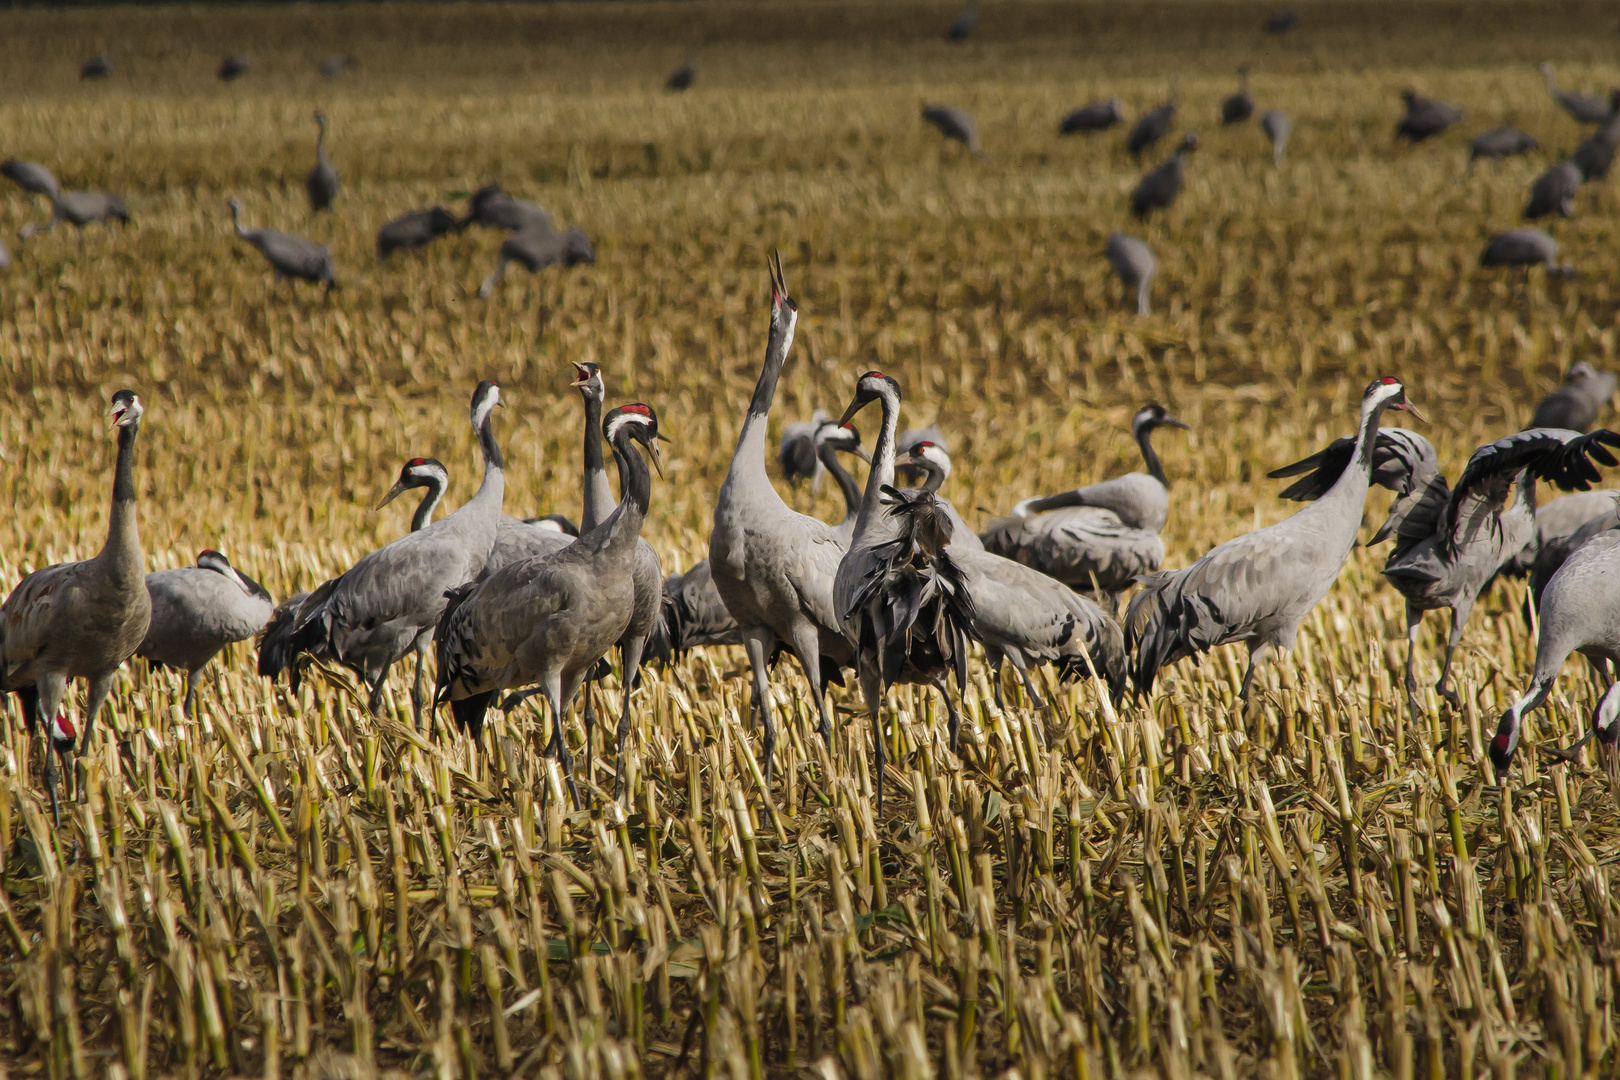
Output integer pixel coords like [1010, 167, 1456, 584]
[1270, 425, 1620, 715]
[293, 382, 505, 727]
[140, 550, 274, 717]
[1128, 378, 1421, 700]
[259, 457, 449, 691]
[0, 391, 151, 825]
[708, 255, 855, 780]
[228, 197, 336, 290]
[1532, 362, 1616, 431]
[436, 405, 663, 806]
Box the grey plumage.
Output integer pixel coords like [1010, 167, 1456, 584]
[922, 104, 986, 159]
[896, 426, 947, 484]
[1525, 492, 1620, 614]
[1539, 63, 1615, 125]
[1396, 90, 1461, 142]
[140, 550, 273, 717]
[1490, 528, 1620, 772]
[1524, 162, 1582, 219]
[296, 382, 505, 727]
[1532, 361, 1616, 431]
[2, 160, 60, 200]
[481, 517, 574, 581]
[666, 50, 696, 91]
[1260, 110, 1292, 165]
[0, 239, 9, 273]
[0, 390, 150, 824]
[1127, 84, 1178, 158]
[219, 53, 250, 81]
[18, 190, 129, 248]
[1273, 424, 1620, 714]
[306, 110, 340, 214]
[459, 183, 554, 232]
[1470, 127, 1537, 166]
[1131, 133, 1198, 218]
[708, 255, 853, 779]
[945, 2, 979, 42]
[258, 457, 448, 688]
[229, 197, 336, 289]
[981, 404, 1187, 607]
[320, 54, 354, 80]
[1060, 98, 1124, 135]
[1103, 232, 1157, 315]
[777, 408, 829, 490]
[80, 54, 113, 80]
[478, 225, 594, 298]
[903, 441, 980, 552]
[1573, 112, 1620, 180]
[435, 404, 661, 806]
[1221, 66, 1254, 125]
[1481, 228, 1573, 276]
[377, 206, 460, 260]
[1128, 379, 1421, 699]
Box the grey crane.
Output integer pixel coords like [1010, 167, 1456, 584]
[1524, 162, 1582, 219]
[905, 440, 1127, 710]
[1539, 63, 1615, 124]
[0, 240, 9, 273]
[922, 104, 987, 159]
[1221, 66, 1254, 125]
[306, 110, 339, 214]
[666, 50, 696, 91]
[945, 1, 979, 42]
[1128, 378, 1421, 699]
[1263, 10, 1298, 33]
[664, 419, 866, 660]
[320, 54, 354, 80]
[1130, 133, 1198, 219]
[708, 255, 853, 777]
[19, 190, 129, 250]
[1532, 361, 1616, 431]
[1525, 494, 1620, 615]
[1490, 528, 1620, 773]
[1481, 228, 1573, 277]
[1127, 82, 1178, 158]
[893, 425, 946, 485]
[981, 403, 1188, 609]
[1573, 111, 1620, 180]
[833, 372, 977, 807]
[1470, 127, 1537, 168]
[459, 183, 554, 232]
[1060, 98, 1124, 135]
[228, 197, 336, 290]
[436, 404, 662, 806]
[1396, 90, 1462, 143]
[1261, 109, 1292, 165]
[80, 54, 113, 80]
[377, 206, 460, 260]
[1103, 232, 1157, 315]
[1546, 680, 1620, 811]
[1270, 425, 1620, 715]
[778, 408, 830, 490]
[2, 160, 60, 200]
[295, 382, 505, 728]
[259, 457, 449, 689]
[0, 391, 150, 824]
[219, 53, 250, 81]
[139, 550, 273, 717]
[478, 225, 594, 298]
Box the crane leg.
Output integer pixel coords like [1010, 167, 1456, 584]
[1433, 604, 1469, 711]
[1403, 605, 1424, 720]
[541, 674, 580, 811]
[1013, 656, 1047, 710]
[411, 635, 431, 732]
[784, 619, 834, 770]
[935, 676, 964, 754]
[1238, 640, 1274, 705]
[80, 673, 115, 759]
[478, 256, 509, 300]
[581, 674, 596, 808]
[36, 672, 67, 828]
[614, 634, 649, 802]
[857, 661, 886, 818]
[184, 667, 203, 719]
[741, 627, 778, 786]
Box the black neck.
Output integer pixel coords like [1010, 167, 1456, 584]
[819, 442, 863, 519]
[113, 423, 139, 503]
[919, 465, 945, 495]
[746, 316, 790, 421]
[478, 410, 503, 472]
[1353, 400, 1388, 471]
[609, 433, 652, 522]
[412, 481, 445, 531]
[1136, 423, 1167, 486]
[582, 391, 605, 478]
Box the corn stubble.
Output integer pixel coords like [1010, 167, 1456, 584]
[1, 1, 1619, 1077]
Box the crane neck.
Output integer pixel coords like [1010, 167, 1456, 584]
[1136, 423, 1169, 486]
[99, 420, 145, 584]
[412, 479, 446, 532]
[729, 305, 797, 483]
[915, 460, 946, 495]
[591, 432, 651, 553]
[853, 389, 901, 536]
[579, 388, 614, 532]
[230, 202, 246, 238]
[464, 401, 505, 513]
[819, 441, 863, 525]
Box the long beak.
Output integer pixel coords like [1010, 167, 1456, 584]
[1400, 401, 1428, 423]
[570, 362, 591, 387]
[855, 448, 873, 464]
[644, 438, 666, 479]
[838, 398, 866, 426]
[1162, 416, 1190, 430]
[108, 406, 125, 429]
[377, 481, 407, 509]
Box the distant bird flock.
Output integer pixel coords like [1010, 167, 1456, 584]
[3, 31, 1620, 822]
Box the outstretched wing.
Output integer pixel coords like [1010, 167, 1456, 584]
[1444, 428, 1620, 555]
[1269, 428, 1446, 554]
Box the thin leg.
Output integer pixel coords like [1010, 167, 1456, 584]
[80, 673, 116, 757]
[614, 635, 648, 801]
[411, 634, 431, 732]
[741, 627, 778, 785]
[857, 662, 887, 817]
[541, 675, 580, 811]
[184, 668, 203, 719]
[935, 677, 963, 754]
[501, 686, 541, 712]
[37, 673, 67, 828]
[783, 620, 832, 765]
[1010, 653, 1047, 710]
[1403, 604, 1424, 721]
[990, 665, 1007, 712]
[365, 664, 391, 716]
[581, 672, 596, 807]
[1239, 641, 1274, 705]
[1434, 603, 1470, 711]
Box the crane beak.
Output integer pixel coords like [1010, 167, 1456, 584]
[107, 406, 125, 428]
[855, 448, 873, 464]
[1399, 401, 1428, 423]
[644, 438, 666, 479]
[838, 398, 869, 427]
[377, 481, 407, 509]
[1162, 416, 1190, 430]
[570, 362, 592, 387]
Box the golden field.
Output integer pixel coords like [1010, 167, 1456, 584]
[0, 1, 1619, 1077]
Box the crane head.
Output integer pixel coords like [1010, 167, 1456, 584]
[108, 389, 142, 429]
[379, 458, 448, 508]
[1134, 403, 1189, 432]
[571, 361, 604, 395]
[839, 371, 901, 426]
[1595, 684, 1620, 746]
[768, 249, 796, 315]
[908, 440, 952, 480]
[49, 711, 75, 749]
[1489, 703, 1522, 775]
[1364, 377, 1425, 422]
[815, 420, 871, 462]
[603, 403, 666, 477]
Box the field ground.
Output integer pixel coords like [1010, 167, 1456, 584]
[1, 1, 1619, 1077]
